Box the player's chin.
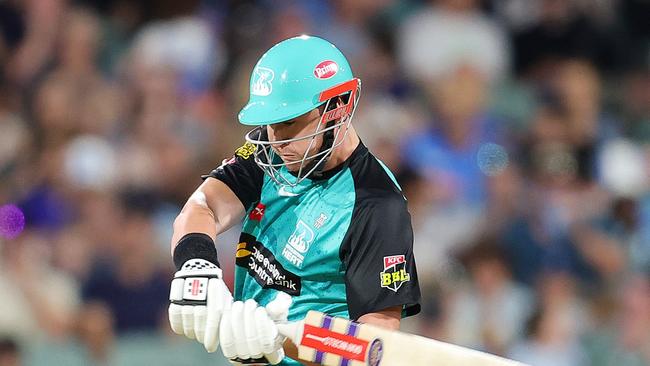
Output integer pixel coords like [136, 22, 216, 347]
[280, 155, 303, 170]
[284, 163, 302, 172]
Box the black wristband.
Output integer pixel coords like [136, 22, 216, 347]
[173, 233, 221, 270]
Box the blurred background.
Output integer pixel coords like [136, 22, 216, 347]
[0, 0, 648, 365]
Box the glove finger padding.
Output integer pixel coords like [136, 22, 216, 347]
[169, 278, 185, 301]
[255, 307, 278, 354]
[244, 300, 264, 358]
[182, 305, 196, 339]
[231, 301, 251, 359]
[194, 305, 207, 344]
[220, 308, 237, 359]
[221, 293, 292, 365]
[263, 292, 292, 365]
[168, 303, 184, 335]
[265, 292, 292, 322]
[204, 278, 231, 352]
[263, 349, 285, 365]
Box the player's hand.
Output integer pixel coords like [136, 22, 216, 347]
[168, 258, 233, 352]
[220, 292, 292, 365]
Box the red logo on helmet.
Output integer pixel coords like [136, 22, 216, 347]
[314, 60, 339, 79]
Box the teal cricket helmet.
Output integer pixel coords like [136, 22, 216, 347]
[238, 35, 355, 126]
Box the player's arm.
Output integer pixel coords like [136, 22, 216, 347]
[169, 145, 264, 353]
[342, 194, 422, 323]
[171, 177, 245, 250]
[168, 178, 243, 352]
[357, 305, 401, 330]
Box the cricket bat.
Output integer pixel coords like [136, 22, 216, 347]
[276, 310, 526, 366]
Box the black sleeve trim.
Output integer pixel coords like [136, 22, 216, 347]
[202, 148, 264, 211]
[339, 152, 421, 321]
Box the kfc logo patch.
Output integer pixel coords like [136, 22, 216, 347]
[380, 255, 410, 292]
[314, 60, 339, 79]
[384, 255, 405, 269]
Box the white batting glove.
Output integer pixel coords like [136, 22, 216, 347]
[219, 292, 292, 365]
[169, 258, 233, 352]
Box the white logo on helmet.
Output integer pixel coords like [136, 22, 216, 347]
[252, 67, 274, 96]
[314, 60, 338, 79]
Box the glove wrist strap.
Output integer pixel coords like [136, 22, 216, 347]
[173, 233, 221, 270]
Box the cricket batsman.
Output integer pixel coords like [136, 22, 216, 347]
[168, 35, 421, 365]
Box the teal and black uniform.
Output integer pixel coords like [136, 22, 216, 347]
[206, 140, 421, 365]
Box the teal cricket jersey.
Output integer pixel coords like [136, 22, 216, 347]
[206, 141, 420, 365]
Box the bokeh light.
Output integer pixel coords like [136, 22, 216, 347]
[0, 204, 25, 239]
[477, 143, 509, 176]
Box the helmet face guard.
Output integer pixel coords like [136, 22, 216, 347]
[244, 78, 361, 187]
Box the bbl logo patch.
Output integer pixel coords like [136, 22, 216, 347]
[379, 255, 410, 292]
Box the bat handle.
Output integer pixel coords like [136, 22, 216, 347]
[276, 320, 304, 346]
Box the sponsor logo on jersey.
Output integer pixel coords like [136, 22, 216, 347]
[282, 220, 314, 268]
[251, 67, 274, 96]
[379, 254, 410, 292]
[236, 233, 302, 296]
[313, 60, 338, 79]
[235, 141, 257, 159]
[278, 185, 299, 197]
[249, 203, 266, 221]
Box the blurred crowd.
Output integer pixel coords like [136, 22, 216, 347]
[0, 0, 648, 365]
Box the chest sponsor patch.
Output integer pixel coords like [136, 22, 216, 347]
[379, 255, 410, 292]
[236, 233, 301, 296]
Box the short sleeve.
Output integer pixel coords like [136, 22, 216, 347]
[202, 141, 264, 211]
[340, 195, 421, 320]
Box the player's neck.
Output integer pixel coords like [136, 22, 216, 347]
[323, 125, 360, 171]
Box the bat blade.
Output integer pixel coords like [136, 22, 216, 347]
[278, 311, 526, 366]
